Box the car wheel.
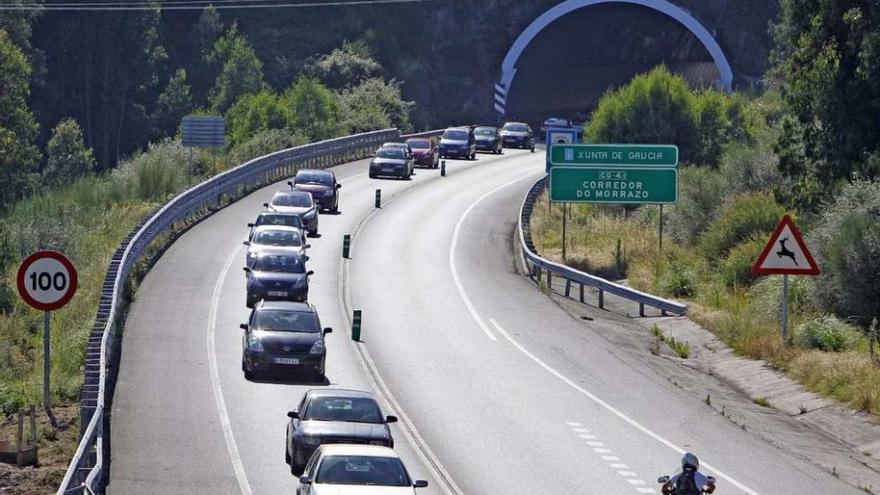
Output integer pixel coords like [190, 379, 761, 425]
[286, 433, 292, 464]
[243, 361, 254, 380]
[291, 453, 305, 475]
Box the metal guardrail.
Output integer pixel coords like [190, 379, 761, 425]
[57, 128, 401, 495]
[518, 177, 688, 317]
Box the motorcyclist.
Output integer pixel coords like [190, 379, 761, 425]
[661, 453, 716, 494]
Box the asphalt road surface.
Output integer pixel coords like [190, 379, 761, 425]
[109, 148, 859, 494]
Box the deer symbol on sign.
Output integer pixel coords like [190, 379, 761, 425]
[776, 237, 798, 266]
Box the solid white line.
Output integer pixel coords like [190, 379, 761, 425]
[489, 319, 759, 495]
[207, 243, 254, 495]
[449, 171, 542, 341]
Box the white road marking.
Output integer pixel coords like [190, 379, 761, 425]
[587, 441, 605, 447]
[207, 243, 253, 495]
[628, 479, 647, 485]
[449, 171, 543, 341]
[619, 471, 637, 477]
[602, 455, 621, 461]
[493, 319, 759, 494]
[579, 434, 597, 439]
[637, 488, 657, 494]
[567, 422, 651, 494]
[565, 421, 583, 427]
[610, 463, 629, 469]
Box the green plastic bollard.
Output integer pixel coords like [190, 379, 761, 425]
[342, 234, 351, 259]
[352, 310, 362, 341]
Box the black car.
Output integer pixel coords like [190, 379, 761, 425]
[244, 249, 312, 307]
[369, 147, 413, 179]
[248, 212, 306, 241]
[290, 170, 341, 213]
[264, 190, 319, 236]
[439, 127, 476, 160]
[286, 389, 397, 475]
[474, 126, 503, 154]
[240, 301, 332, 381]
[500, 121, 535, 150]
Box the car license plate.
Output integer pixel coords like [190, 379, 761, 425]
[382, 167, 393, 172]
[267, 290, 287, 297]
[273, 357, 299, 365]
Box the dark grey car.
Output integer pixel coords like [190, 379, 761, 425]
[285, 389, 397, 475]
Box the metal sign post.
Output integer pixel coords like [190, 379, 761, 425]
[16, 251, 78, 429]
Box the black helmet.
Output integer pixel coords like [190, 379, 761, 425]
[682, 452, 699, 471]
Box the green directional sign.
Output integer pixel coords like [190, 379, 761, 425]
[550, 167, 678, 204]
[550, 144, 678, 167]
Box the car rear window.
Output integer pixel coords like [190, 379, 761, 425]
[503, 123, 529, 132]
[303, 397, 383, 423]
[253, 253, 305, 273]
[315, 455, 410, 486]
[272, 192, 312, 207]
[406, 139, 431, 149]
[256, 214, 303, 229]
[295, 171, 333, 185]
[442, 130, 468, 141]
[475, 127, 495, 136]
[254, 310, 319, 333]
[253, 229, 301, 247]
[376, 149, 405, 159]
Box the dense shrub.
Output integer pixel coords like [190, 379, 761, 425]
[669, 166, 725, 246]
[339, 78, 413, 133]
[659, 254, 698, 298]
[693, 90, 750, 167]
[795, 315, 861, 352]
[226, 91, 291, 146]
[228, 129, 306, 165]
[283, 77, 342, 141]
[808, 180, 880, 335]
[42, 118, 96, 187]
[698, 192, 785, 260]
[719, 236, 765, 288]
[108, 140, 194, 201]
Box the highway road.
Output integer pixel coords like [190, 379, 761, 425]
[108, 147, 861, 494]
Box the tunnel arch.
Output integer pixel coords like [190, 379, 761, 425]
[494, 0, 734, 117]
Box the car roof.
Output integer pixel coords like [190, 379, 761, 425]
[381, 142, 407, 147]
[254, 247, 305, 259]
[256, 300, 313, 312]
[504, 121, 529, 126]
[252, 225, 301, 233]
[317, 444, 399, 458]
[295, 169, 332, 176]
[474, 125, 497, 130]
[305, 388, 376, 400]
[273, 189, 312, 198]
[444, 126, 470, 132]
[258, 211, 302, 218]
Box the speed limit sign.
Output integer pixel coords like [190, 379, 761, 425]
[17, 250, 78, 311]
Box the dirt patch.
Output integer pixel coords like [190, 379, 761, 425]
[0, 403, 79, 495]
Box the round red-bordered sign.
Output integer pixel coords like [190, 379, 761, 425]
[16, 251, 78, 311]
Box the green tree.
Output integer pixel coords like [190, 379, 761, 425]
[693, 91, 750, 167]
[772, 1, 880, 210]
[208, 25, 265, 113]
[283, 77, 341, 141]
[225, 91, 291, 146]
[339, 78, 412, 133]
[155, 68, 193, 138]
[585, 67, 698, 162]
[43, 118, 96, 187]
[191, 6, 225, 104]
[308, 40, 381, 90]
[0, 29, 39, 212]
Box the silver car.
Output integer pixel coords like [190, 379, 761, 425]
[244, 225, 310, 269]
[369, 147, 413, 179]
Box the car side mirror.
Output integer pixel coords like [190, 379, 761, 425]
[247, 223, 254, 228]
[385, 415, 398, 424]
[262, 202, 269, 208]
[414, 480, 428, 488]
[299, 476, 311, 485]
[307, 270, 314, 276]
[323, 327, 333, 335]
[287, 410, 299, 419]
[707, 476, 716, 484]
[304, 244, 311, 249]
[287, 180, 294, 188]
[239, 323, 248, 330]
[336, 183, 342, 189]
[243, 241, 250, 246]
[657, 476, 670, 484]
[304, 256, 310, 262]
[243, 267, 251, 272]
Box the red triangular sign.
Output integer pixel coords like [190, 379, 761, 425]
[752, 215, 820, 276]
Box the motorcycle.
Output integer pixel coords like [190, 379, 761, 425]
[657, 474, 716, 494]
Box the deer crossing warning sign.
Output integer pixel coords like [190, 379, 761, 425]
[752, 215, 820, 276]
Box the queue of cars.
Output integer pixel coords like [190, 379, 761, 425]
[244, 124, 535, 489]
[240, 166, 429, 492]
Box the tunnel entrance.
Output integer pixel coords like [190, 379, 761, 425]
[497, 1, 730, 130]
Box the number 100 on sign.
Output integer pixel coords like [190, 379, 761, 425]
[549, 167, 678, 204]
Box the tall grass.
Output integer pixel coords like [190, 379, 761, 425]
[0, 140, 215, 416]
[529, 193, 880, 416]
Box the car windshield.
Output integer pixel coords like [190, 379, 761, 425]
[254, 310, 319, 333]
[295, 171, 332, 185]
[376, 149, 404, 159]
[406, 139, 430, 149]
[256, 214, 304, 229]
[272, 193, 312, 208]
[315, 456, 410, 486]
[252, 254, 305, 273]
[474, 127, 495, 136]
[503, 123, 529, 132]
[303, 397, 384, 423]
[253, 229, 301, 247]
[442, 130, 468, 141]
